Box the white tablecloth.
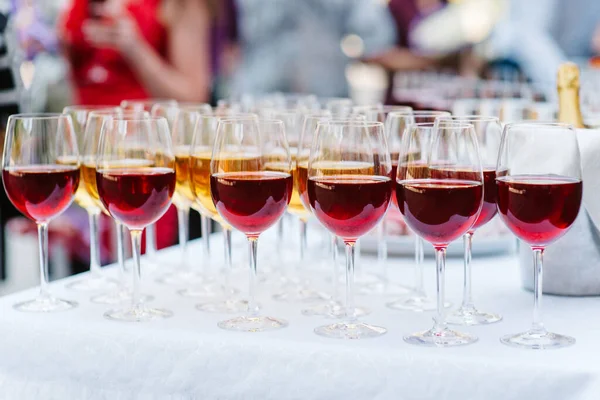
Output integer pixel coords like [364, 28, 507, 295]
[0, 232, 599, 400]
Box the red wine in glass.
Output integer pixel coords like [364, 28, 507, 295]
[308, 175, 392, 239]
[396, 179, 482, 245]
[96, 167, 176, 230]
[3, 165, 80, 222]
[211, 171, 293, 235]
[496, 175, 582, 246]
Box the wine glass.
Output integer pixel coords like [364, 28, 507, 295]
[62, 105, 120, 291]
[324, 98, 353, 117]
[271, 109, 330, 303]
[154, 107, 209, 285]
[2, 114, 80, 312]
[212, 118, 293, 332]
[397, 122, 483, 347]
[183, 115, 258, 311]
[83, 110, 154, 305]
[351, 105, 413, 291]
[497, 122, 582, 349]
[96, 117, 176, 322]
[385, 110, 451, 310]
[120, 99, 177, 264]
[308, 120, 392, 339]
[439, 116, 503, 326]
[299, 116, 370, 319]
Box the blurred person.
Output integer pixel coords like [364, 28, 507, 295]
[58, 0, 221, 105]
[489, 0, 600, 88]
[229, 0, 396, 98]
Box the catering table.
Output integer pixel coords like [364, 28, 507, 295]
[0, 231, 599, 400]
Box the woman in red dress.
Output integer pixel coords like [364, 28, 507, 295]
[58, 0, 217, 253]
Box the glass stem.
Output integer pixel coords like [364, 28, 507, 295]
[247, 236, 259, 317]
[532, 247, 546, 333]
[37, 223, 49, 299]
[377, 221, 388, 282]
[298, 218, 308, 285]
[201, 214, 211, 272]
[461, 232, 474, 309]
[223, 226, 233, 292]
[146, 224, 157, 258]
[130, 229, 143, 310]
[177, 207, 190, 268]
[116, 221, 127, 287]
[344, 240, 356, 322]
[331, 235, 339, 304]
[88, 211, 102, 278]
[415, 236, 425, 295]
[433, 246, 448, 333]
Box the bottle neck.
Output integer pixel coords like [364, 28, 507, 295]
[558, 87, 585, 129]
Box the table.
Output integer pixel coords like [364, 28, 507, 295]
[0, 232, 599, 400]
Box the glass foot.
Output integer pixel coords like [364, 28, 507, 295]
[447, 306, 503, 326]
[90, 289, 153, 305]
[178, 283, 238, 298]
[13, 296, 77, 313]
[314, 321, 387, 339]
[404, 326, 478, 347]
[218, 315, 288, 332]
[66, 275, 117, 292]
[302, 302, 370, 319]
[196, 298, 251, 314]
[500, 330, 575, 350]
[386, 295, 450, 312]
[104, 306, 173, 322]
[272, 285, 329, 303]
[156, 270, 204, 286]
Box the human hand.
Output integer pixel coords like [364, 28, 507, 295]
[82, 5, 142, 54]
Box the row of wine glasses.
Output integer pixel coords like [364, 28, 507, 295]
[1, 99, 582, 349]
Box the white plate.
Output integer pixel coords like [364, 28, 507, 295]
[360, 234, 516, 258]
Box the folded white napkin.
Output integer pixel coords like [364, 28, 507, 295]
[519, 129, 600, 295]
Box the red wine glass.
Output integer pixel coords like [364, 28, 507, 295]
[120, 99, 177, 267]
[96, 117, 176, 322]
[383, 110, 451, 304]
[309, 120, 393, 339]
[83, 110, 154, 306]
[497, 122, 582, 349]
[62, 105, 119, 292]
[2, 114, 80, 312]
[212, 118, 293, 332]
[397, 122, 483, 347]
[438, 116, 504, 326]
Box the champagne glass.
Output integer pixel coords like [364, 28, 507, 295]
[299, 116, 370, 318]
[271, 109, 329, 303]
[84, 110, 154, 305]
[62, 105, 119, 291]
[120, 99, 177, 265]
[96, 117, 176, 322]
[352, 105, 412, 291]
[385, 110, 451, 310]
[212, 118, 293, 332]
[183, 115, 258, 311]
[497, 122, 582, 349]
[2, 114, 80, 312]
[309, 120, 392, 339]
[397, 122, 483, 347]
[153, 107, 209, 285]
[439, 116, 503, 326]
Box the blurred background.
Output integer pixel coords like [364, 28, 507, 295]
[0, 0, 599, 292]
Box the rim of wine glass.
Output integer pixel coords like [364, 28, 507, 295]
[316, 120, 382, 128]
[410, 121, 475, 129]
[110, 116, 169, 124]
[121, 99, 177, 107]
[439, 115, 500, 123]
[8, 113, 69, 120]
[63, 105, 120, 112]
[212, 113, 259, 122]
[504, 121, 575, 129]
[88, 109, 150, 117]
[352, 105, 412, 113]
[388, 110, 452, 118]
